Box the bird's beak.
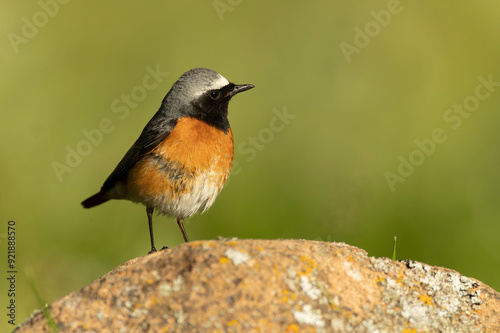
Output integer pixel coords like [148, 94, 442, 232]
[229, 84, 254, 97]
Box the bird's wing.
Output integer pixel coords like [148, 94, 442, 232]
[100, 115, 178, 193]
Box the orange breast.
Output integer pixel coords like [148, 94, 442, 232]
[150, 117, 234, 172]
[126, 117, 234, 217]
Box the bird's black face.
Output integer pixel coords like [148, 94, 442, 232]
[192, 83, 254, 132]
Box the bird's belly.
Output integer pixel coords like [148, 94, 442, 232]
[126, 155, 232, 218]
[155, 169, 225, 218]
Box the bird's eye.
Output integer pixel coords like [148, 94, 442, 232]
[210, 91, 220, 100]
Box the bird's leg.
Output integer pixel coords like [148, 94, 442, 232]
[177, 218, 189, 242]
[146, 205, 157, 254]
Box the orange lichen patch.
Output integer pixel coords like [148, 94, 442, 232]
[223, 240, 238, 246]
[343, 310, 354, 319]
[219, 257, 230, 264]
[396, 269, 404, 286]
[298, 255, 317, 277]
[199, 240, 217, 248]
[146, 296, 158, 308]
[272, 263, 282, 276]
[286, 323, 300, 332]
[375, 276, 385, 285]
[227, 319, 239, 326]
[401, 328, 417, 333]
[347, 254, 356, 262]
[300, 255, 317, 267]
[329, 302, 343, 313]
[257, 318, 271, 329]
[298, 265, 314, 277]
[281, 289, 296, 303]
[418, 294, 435, 306]
[258, 246, 264, 251]
[282, 289, 290, 303]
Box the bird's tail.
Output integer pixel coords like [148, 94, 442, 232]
[81, 192, 109, 208]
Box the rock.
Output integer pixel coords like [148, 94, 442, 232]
[15, 239, 500, 332]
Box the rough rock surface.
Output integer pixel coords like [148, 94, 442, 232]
[16, 239, 499, 332]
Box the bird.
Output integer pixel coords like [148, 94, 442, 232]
[81, 68, 254, 253]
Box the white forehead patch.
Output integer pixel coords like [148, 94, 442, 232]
[210, 74, 230, 90]
[192, 73, 230, 97]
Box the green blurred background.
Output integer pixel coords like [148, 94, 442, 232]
[2, 1, 500, 328]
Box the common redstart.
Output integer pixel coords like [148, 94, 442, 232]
[82, 68, 254, 253]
